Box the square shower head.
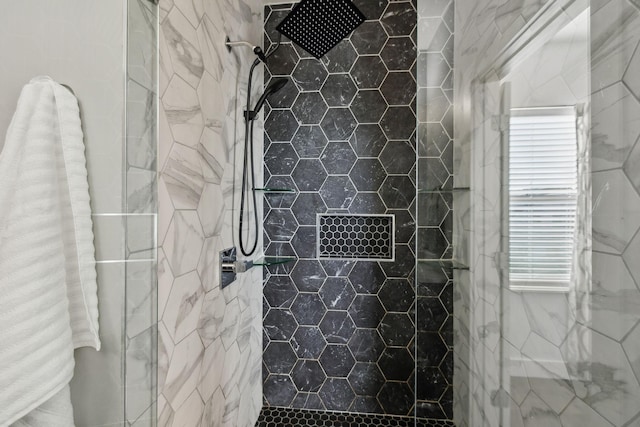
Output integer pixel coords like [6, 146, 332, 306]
[276, 0, 366, 59]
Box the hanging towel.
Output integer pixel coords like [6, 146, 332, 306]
[0, 76, 100, 426]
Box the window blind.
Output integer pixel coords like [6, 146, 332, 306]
[508, 107, 578, 291]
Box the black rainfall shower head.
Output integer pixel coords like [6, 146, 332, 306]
[247, 78, 288, 120]
[276, 0, 366, 59]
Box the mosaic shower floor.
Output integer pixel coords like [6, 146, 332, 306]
[255, 407, 455, 427]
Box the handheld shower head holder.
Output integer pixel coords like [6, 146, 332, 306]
[225, 37, 267, 62]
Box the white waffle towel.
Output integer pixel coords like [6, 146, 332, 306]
[0, 76, 100, 426]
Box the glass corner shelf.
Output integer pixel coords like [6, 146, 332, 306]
[418, 259, 469, 270]
[418, 187, 470, 194]
[253, 187, 297, 193]
[253, 256, 297, 266]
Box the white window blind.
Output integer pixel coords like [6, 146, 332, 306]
[508, 107, 578, 291]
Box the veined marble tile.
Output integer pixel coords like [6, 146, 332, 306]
[591, 82, 640, 171]
[198, 338, 225, 401]
[196, 14, 225, 82]
[127, 79, 156, 170]
[163, 330, 204, 411]
[158, 321, 174, 394]
[559, 397, 615, 427]
[128, 167, 157, 214]
[221, 384, 241, 427]
[158, 177, 174, 244]
[519, 392, 562, 427]
[162, 75, 204, 148]
[126, 326, 157, 423]
[174, 0, 204, 28]
[162, 142, 205, 210]
[128, 0, 157, 92]
[591, 253, 640, 341]
[162, 6, 204, 88]
[162, 270, 205, 343]
[159, 26, 174, 97]
[197, 285, 226, 347]
[202, 388, 225, 426]
[126, 260, 157, 338]
[220, 298, 241, 350]
[197, 235, 223, 292]
[197, 71, 226, 130]
[591, 0, 640, 90]
[162, 210, 204, 275]
[172, 389, 204, 427]
[622, 322, 640, 385]
[592, 169, 640, 254]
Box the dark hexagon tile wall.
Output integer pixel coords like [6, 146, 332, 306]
[262, 0, 454, 423]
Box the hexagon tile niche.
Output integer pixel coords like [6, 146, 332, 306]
[259, 0, 455, 424]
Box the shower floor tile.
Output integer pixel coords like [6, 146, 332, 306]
[255, 407, 455, 426]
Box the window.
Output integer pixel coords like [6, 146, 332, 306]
[508, 107, 578, 291]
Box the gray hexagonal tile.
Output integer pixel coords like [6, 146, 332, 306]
[351, 56, 388, 89]
[292, 125, 328, 158]
[321, 142, 357, 174]
[319, 378, 355, 411]
[381, 2, 417, 37]
[264, 375, 297, 406]
[348, 362, 385, 396]
[264, 309, 298, 340]
[379, 279, 414, 312]
[321, 108, 358, 140]
[380, 106, 416, 140]
[264, 275, 298, 309]
[319, 176, 357, 209]
[265, 110, 299, 142]
[291, 326, 327, 359]
[381, 72, 415, 106]
[378, 347, 414, 381]
[380, 37, 416, 71]
[380, 175, 415, 209]
[416, 296, 448, 332]
[263, 175, 298, 208]
[264, 142, 299, 175]
[349, 262, 386, 294]
[319, 311, 356, 343]
[266, 43, 299, 75]
[379, 313, 414, 346]
[417, 122, 450, 157]
[321, 74, 358, 107]
[380, 140, 415, 174]
[320, 344, 356, 377]
[349, 193, 387, 214]
[417, 87, 450, 122]
[292, 226, 318, 259]
[291, 260, 326, 292]
[320, 277, 356, 310]
[292, 193, 327, 226]
[321, 39, 358, 73]
[292, 59, 328, 91]
[292, 92, 329, 124]
[264, 341, 297, 374]
[351, 21, 388, 55]
[292, 159, 328, 192]
[350, 90, 387, 123]
[264, 209, 298, 242]
[348, 328, 386, 362]
[349, 158, 386, 192]
[417, 227, 449, 259]
[417, 17, 451, 52]
[291, 360, 326, 392]
[291, 293, 326, 326]
[417, 52, 450, 88]
[350, 124, 387, 157]
[348, 294, 385, 328]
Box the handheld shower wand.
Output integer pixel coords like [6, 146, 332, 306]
[226, 36, 285, 257]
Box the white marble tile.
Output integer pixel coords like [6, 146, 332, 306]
[519, 392, 562, 427]
[174, 0, 204, 28]
[559, 397, 615, 427]
[591, 82, 640, 171]
[622, 322, 640, 384]
[196, 14, 225, 82]
[221, 385, 240, 427]
[199, 127, 227, 184]
[127, 79, 156, 170]
[197, 286, 226, 347]
[128, 167, 157, 214]
[591, 253, 640, 341]
[521, 332, 569, 380]
[623, 230, 640, 287]
[163, 331, 204, 411]
[162, 75, 204, 149]
[220, 297, 241, 350]
[592, 170, 640, 254]
[162, 210, 204, 275]
[162, 142, 205, 210]
[162, 6, 204, 88]
[126, 326, 156, 422]
[202, 388, 225, 426]
[197, 235, 223, 292]
[162, 270, 205, 343]
[171, 389, 204, 427]
[198, 338, 225, 401]
[591, 0, 640, 90]
[158, 177, 174, 245]
[197, 70, 226, 130]
[158, 321, 174, 395]
[126, 260, 157, 339]
[128, 0, 157, 92]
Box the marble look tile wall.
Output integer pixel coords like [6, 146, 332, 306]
[158, 0, 265, 426]
[260, 1, 456, 420]
[454, 0, 640, 426]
